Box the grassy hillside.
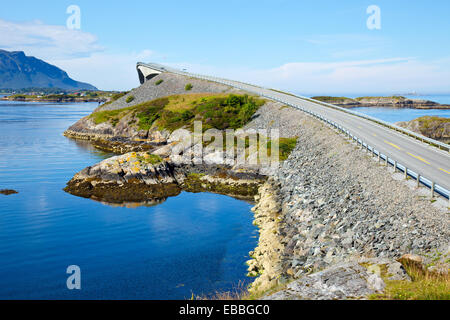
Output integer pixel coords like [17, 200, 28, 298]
[90, 93, 266, 132]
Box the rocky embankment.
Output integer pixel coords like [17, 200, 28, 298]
[312, 96, 450, 109]
[245, 105, 449, 299]
[397, 116, 450, 143]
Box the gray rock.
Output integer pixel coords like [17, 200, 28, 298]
[264, 262, 385, 300]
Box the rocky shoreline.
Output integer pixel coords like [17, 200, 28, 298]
[64, 150, 266, 205]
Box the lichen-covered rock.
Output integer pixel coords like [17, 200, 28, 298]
[64, 152, 183, 203]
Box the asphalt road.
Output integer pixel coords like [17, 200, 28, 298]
[140, 63, 450, 194]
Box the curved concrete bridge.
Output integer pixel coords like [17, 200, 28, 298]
[136, 62, 450, 202]
[136, 62, 165, 84]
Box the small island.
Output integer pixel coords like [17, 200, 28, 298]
[312, 95, 450, 109]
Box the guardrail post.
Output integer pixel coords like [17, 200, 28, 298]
[417, 174, 420, 188]
[431, 182, 435, 198]
[385, 156, 388, 167]
[404, 167, 408, 179]
[377, 152, 380, 163]
[394, 160, 397, 172]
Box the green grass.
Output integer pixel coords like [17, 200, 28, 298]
[88, 93, 266, 132]
[126, 95, 135, 103]
[155, 79, 164, 85]
[90, 108, 129, 125]
[369, 260, 449, 300]
[278, 137, 298, 160]
[185, 83, 193, 91]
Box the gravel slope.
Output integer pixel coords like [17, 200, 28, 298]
[252, 104, 449, 277]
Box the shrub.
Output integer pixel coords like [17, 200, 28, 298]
[155, 79, 164, 86]
[181, 110, 195, 121]
[185, 83, 193, 91]
[126, 95, 135, 103]
[111, 92, 127, 101]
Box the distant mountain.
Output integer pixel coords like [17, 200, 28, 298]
[0, 49, 97, 90]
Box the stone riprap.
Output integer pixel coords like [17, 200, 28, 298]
[245, 104, 449, 298]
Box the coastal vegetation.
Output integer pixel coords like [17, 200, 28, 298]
[312, 96, 351, 103]
[369, 258, 449, 300]
[397, 116, 450, 143]
[185, 83, 193, 91]
[155, 79, 164, 85]
[89, 93, 266, 132]
[126, 95, 135, 103]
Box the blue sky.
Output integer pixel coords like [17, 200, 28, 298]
[1, 0, 450, 94]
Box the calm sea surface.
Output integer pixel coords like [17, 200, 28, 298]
[304, 94, 450, 123]
[349, 106, 450, 123]
[0, 99, 257, 299]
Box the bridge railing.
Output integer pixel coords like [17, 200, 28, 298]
[296, 96, 450, 152]
[139, 63, 450, 204]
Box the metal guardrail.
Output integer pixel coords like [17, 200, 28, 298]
[138, 62, 450, 204]
[298, 96, 450, 152]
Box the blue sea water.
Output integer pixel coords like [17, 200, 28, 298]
[348, 106, 450, 123]
[303, 94, 450, 123]
[0, 100, 257, 299]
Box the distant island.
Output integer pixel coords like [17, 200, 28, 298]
[1, 90, 126, 104]
[312, 96, 450, 109]
[0, 49, 97, 91]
